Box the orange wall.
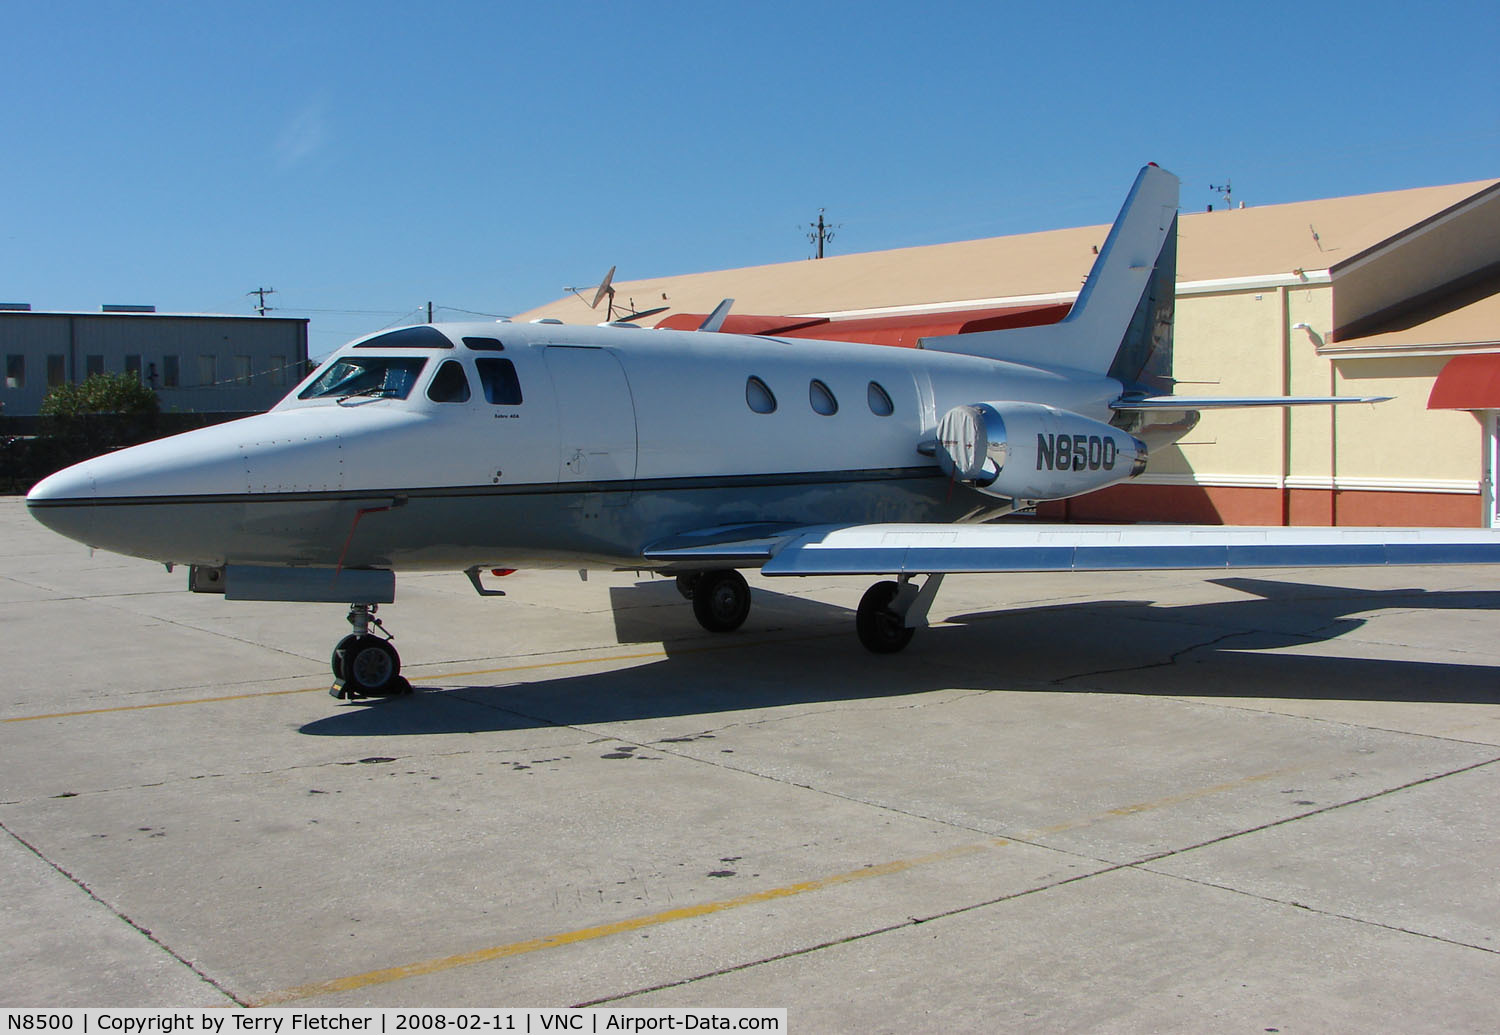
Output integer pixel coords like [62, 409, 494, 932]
[1038, 484, 1481, 528]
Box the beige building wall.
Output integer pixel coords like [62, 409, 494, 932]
[517, 177, 1500, 528]
[1106, 279, 1486, 527]
[1171, 287, 1296, 484]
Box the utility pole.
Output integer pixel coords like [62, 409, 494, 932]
[248, 286, 276, 315]
[807, 208, 839, 259]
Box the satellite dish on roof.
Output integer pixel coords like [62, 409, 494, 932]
[566, 266, 670, 324]
[590, 266, 616, 311]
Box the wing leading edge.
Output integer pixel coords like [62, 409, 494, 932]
[650, 523, 1500, 576]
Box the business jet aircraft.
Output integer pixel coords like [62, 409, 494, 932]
[27, 165, 1500, 698]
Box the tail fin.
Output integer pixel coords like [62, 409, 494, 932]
[922, 164, 1179, 394]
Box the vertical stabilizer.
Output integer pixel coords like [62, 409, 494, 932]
[922, 165, 1179, 392]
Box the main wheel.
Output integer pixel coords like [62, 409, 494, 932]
[675, 573, 700, 600]
[335, 635, 403, 696]
[856, 581, 915, 654]
[692, 569, 751, 632]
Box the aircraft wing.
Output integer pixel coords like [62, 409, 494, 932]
[646, 523, 1500, 576]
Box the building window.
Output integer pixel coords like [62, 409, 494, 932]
[233, 355, 252, 386]
[47, 355, 66, 387]
[746, 376, 776, 414]
[197, 355, 217, 387]
[162, 355, 179, 388]
[4, 355, 23, 389]
[125, 355, 142, 381]
[867, 381, 894, 416]
[85, 355, 104, 378]
[269, 354, 287, 386]
[810, 379, 838, 416]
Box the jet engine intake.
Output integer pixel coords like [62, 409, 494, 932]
[936, 401, 1147, 501]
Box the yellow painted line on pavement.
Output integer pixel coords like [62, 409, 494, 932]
[252, 839, 1000, 1006]
[253, 761, 1300, 1004]
[1, 633, 835, 724]
[0, 650, 667, 724]
[1026, 765, 1302, 837]
[1, 685, 330, 723]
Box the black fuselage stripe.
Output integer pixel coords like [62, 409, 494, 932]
[28, 466, 945, 508]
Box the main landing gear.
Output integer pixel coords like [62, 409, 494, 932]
[674, 568, 944, 654]
[855, 574, 944, 654]
[678, 569, 752, 632]
[330, 602, 411, 699]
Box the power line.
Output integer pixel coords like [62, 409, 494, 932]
[274, 306, 414, 316]
[434, 304, 511, 319]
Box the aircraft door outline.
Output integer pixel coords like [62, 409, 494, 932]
[544, 345, 638, 507]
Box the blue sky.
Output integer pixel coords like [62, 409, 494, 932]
[4, 1, 1497, 357]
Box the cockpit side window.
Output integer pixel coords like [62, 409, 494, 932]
[298, 357, 428, 400]
[476, 358, 523, 405]
[427, 360, 472, 403]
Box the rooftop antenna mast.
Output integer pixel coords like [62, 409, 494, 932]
[248, 286, 276, 315]
[807, 208, 840, 259]
[1209, 180, 1233, 211]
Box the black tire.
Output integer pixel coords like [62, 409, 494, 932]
[675, 573, 700, 600]
[692, 569, 751, 632]
[330, 634, 359, 682]
[856, 580, 915, 654]
[338, 635, 402, 696]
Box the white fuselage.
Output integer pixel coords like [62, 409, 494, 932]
[26, 321, 1124, 571]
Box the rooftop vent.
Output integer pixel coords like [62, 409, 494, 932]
[102, 304, 156, 313]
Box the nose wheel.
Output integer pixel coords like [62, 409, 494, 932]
[331, 603, 411, 699]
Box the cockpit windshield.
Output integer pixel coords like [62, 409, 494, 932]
[298, 357, 429, 401]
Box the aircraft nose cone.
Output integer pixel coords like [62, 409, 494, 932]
[27, 462, 96, 503]
[26, 460, 100, 547]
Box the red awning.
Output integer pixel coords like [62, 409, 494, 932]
[1428, 353, 1500, 409]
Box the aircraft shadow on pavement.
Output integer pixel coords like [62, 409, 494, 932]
[604, 579, 851, 644]
[300, 577, 1500, 737]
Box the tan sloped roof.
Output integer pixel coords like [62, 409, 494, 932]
[514, 178, 1497, 325]
[1322, 271, 1500, 353]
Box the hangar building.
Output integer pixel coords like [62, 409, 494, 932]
[0, 307, 309, 420]
[516, 176, 1500, 528]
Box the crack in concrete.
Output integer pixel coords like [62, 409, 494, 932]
[1048, 627, 1252, 687]
[0, 817, 244, 1006]
[582, 755, 1500, 1006]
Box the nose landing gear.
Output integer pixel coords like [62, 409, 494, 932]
[330, 602, 411, 699]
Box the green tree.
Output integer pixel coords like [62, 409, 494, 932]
[41, 372, 160, 417]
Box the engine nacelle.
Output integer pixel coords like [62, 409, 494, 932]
[936, 401, 1147, 502]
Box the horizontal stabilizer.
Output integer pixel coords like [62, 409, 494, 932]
[1113, 395, 1391, 410]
